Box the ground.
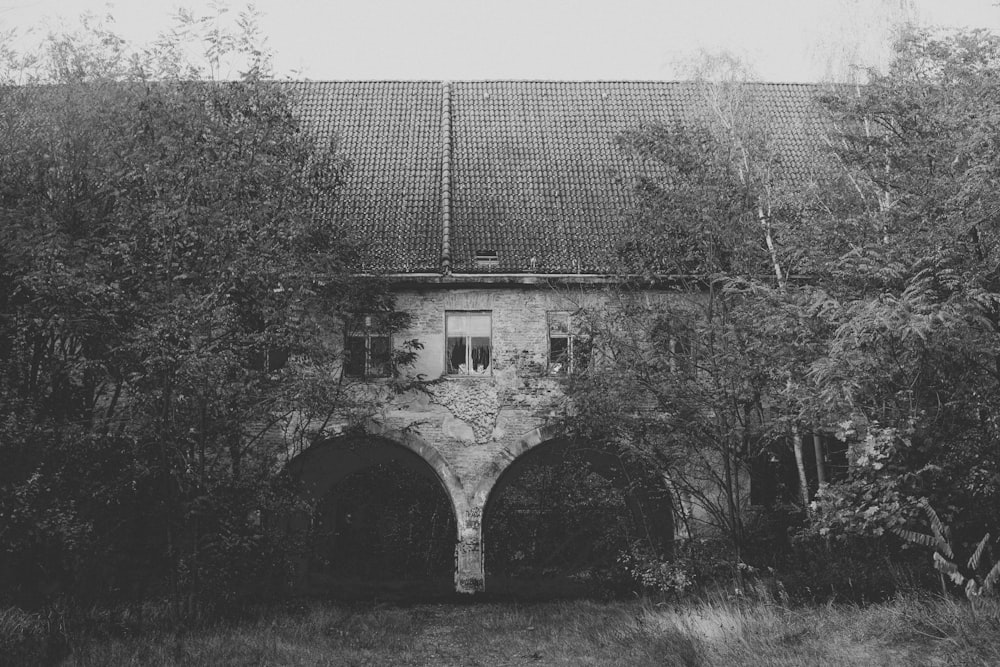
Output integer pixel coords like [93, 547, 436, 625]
[47, 595, 1000, 666]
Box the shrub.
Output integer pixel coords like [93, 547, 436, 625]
[618, 539, 746, 597]
[777, 532, 933, 604]
[0, 607, 55, 666]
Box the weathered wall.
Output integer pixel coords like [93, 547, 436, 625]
[289, 283, 687, 593]
[377, 285, 592, 591]
[387, 285, 599, 467]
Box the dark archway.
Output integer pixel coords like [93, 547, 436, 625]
[284, 433, 459, 597]
[482, 438, 673, 597]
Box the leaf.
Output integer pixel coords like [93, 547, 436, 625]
[919, 498, 954, 559]
[890, 526, 936, 548]
[967, 533, 990, 571]
[933, 551, 965, 586]
[984, 561, 1000, 593]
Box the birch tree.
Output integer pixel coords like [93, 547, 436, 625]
[566, 58, 832, 564]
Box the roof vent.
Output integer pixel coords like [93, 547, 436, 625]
[475, 250, 499, 270]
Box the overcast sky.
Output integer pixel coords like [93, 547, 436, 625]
[3, 0, 1000, 81]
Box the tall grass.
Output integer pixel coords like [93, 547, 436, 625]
[642, 593, 1000, 666]
[4, 594, 999, 666]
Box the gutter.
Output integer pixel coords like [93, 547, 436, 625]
[349, 272, 813, 288]
[357, 272, 713, 287]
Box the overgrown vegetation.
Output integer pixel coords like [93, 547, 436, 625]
[6, 595, 999, 666]
[484, 450, 637, 595]
[4, 4, 1000, 663]
[0, 6, 410, 621]
[308, 462, 457, 589]
[565, 29, 1000, 603]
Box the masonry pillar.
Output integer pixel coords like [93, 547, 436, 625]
[454, 504, 485, 593]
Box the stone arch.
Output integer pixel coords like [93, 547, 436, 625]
[472, 424, 562, 508]
[286, 428, 468, 523]
[283, 428, 472, 591]
[476, 429, 675, 585]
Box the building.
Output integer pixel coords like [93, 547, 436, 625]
[282, 81, 830, 593]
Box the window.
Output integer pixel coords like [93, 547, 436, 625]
[252, 347, 288, 373]
[474, 250, 499, 269]
[344, 315, 391, 378]
[547, 311, 589, 375]
[244, 312, 289, 373]
[668, 333, 691, 373]
[446, 311, 491, 375]
[547, 312, 571, 374]
[650, 317, 692, 373]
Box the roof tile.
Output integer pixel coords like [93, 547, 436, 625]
[290, 81, 830, 274]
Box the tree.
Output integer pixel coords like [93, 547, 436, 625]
[807, 0, 917, 83]
[565, 59, 832, 565]
[0, 7, 408, 614]
[806, 29, 1000, 562]
[570, 33, 1000, 589]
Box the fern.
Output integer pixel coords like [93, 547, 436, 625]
[934, 552, 964, 585]
[890, 527, 935, 548]
[918, 497, 954, 560]
[968, 533, 990, 571]
[893, 498, 998, 599]
[984, 561, 1000, 592]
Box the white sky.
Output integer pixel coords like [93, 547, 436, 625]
[2, 0, 1000, 81]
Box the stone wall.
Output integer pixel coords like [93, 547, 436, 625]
[292, 282, 691, 593]
[374, 285, 603, 490]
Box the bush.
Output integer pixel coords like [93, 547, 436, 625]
[0, 607, 59, 666]
[776, 532, 933, 604]
[618, 538, 750, 598]
[618, 542, 695, 596]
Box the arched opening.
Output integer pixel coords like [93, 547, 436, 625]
[285, 433, 459, 598]
[482, 437, 673, 598]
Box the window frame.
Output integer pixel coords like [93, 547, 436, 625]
[343, 314, 392, 379]
[445, 310, 492, 376]
[547, 311, 576, 375]
[668, 333, 691, 373]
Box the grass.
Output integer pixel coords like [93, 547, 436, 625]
[5, 594, 1000, 666]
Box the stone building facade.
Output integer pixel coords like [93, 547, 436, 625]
[284, 81, 828, 592]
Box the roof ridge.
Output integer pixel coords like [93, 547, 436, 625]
[440, 81, 452, 276]
[285, 79, 834, 86]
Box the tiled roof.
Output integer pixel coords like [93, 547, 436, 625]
[289, 81, 444, 273]
[290, 81, 831, 275]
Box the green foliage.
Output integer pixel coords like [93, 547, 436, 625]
[568, 74, 831, 560]
[0, 8, 408, 617]
[795, 34, 1000, 582]
[889, 498, 1000, 599]
[484, 452, 636, 588]
[617, 539, 741, 598]
[0, 606, 51, 666]
[570, 29, 1000, 596]
[21, 596, 1000, 666]
[308, 462, 456, 584]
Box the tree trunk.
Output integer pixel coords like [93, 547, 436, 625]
[812, 433, 827, 486]
[758, 205, 785, 290]
[721, 439, 743, 560]
[791, 425, 811, 509]
[662, 472, 693, 541]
